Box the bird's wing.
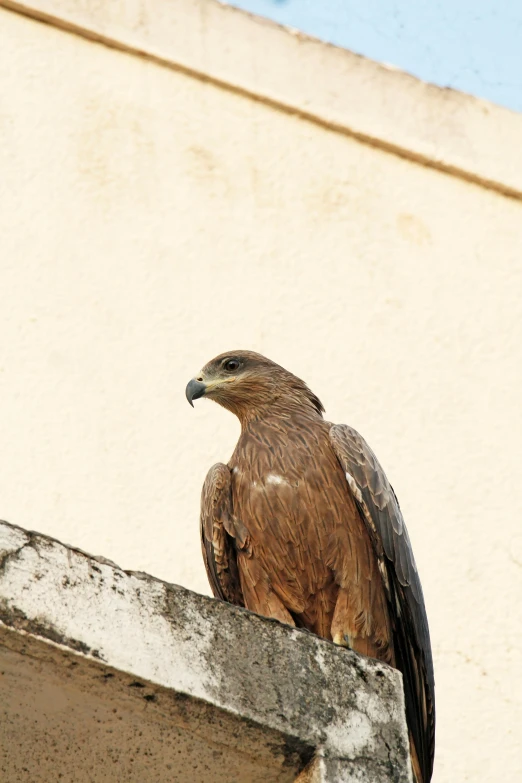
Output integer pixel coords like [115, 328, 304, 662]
[200, 463, 244, 606]
[329, 424, 435, 783]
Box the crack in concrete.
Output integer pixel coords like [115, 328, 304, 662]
[0, 529, 35, 577]
[0, 522, 107, 661]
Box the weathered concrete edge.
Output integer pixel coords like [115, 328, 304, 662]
[1, 0, 521, 201]
[0, 620, 315, 778]
[0, 519, 412, 781]
[296, 753, 408, 783]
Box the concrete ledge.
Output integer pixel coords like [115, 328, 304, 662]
[0, 520, 411, 781]
[1, 0, 522, 201]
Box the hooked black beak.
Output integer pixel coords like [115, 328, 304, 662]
[186, 378, 207, 407]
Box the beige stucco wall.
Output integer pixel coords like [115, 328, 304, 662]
[0, 2, 521, 781]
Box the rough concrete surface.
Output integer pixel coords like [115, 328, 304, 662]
[0, 520, 411, 782]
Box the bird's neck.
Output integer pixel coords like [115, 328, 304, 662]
[237, 399, 323, 431]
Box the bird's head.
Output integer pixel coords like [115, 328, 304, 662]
[186, 350, 324, 423]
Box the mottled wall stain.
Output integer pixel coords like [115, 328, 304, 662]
[396, 213, 432, 245]
[76, 94, 157, 206]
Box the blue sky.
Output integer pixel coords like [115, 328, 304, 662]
[227, 0, 522, 113]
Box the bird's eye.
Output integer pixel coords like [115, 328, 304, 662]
[223, 359, 240, 372]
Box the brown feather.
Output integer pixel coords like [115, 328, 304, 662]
[200, 463, 244, 606]
[193, 350, 435, 782]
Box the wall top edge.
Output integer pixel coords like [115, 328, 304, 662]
[1, 0, 522, 200]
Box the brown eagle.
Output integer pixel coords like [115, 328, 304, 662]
[186, 350, 435, 782]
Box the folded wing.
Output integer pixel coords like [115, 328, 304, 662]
[200, 462, 244, 606]
[329, 424, 435, 783]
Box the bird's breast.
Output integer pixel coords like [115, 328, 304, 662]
[229, 426, 350, 537]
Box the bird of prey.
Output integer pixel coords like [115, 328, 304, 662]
[186, 350, 435, 782]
